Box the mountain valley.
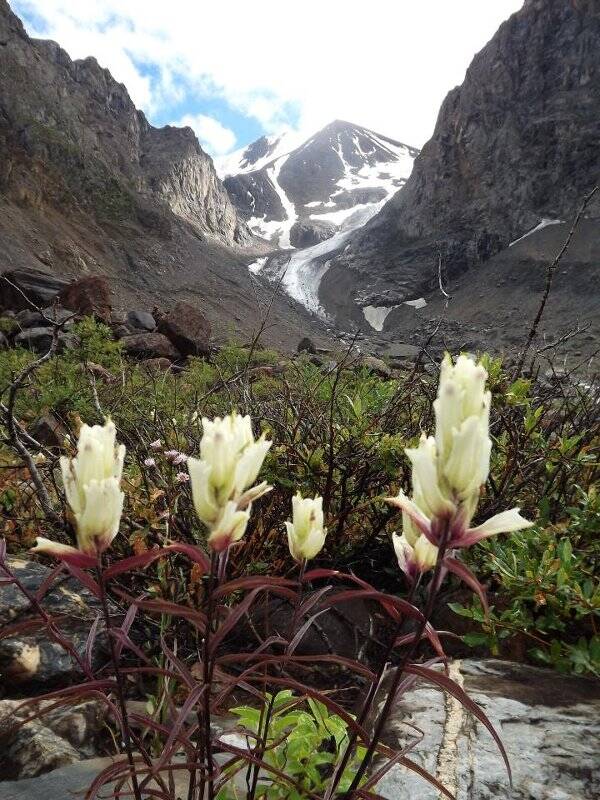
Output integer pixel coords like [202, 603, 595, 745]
[0, 0, 598, 366]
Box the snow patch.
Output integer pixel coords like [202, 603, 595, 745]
[362, 305, 398, 331]
[404, 297, 427, 309]
[265, 154, 297, 249]
[509, 218, 564, 247]
[255, 200, 387, 317]
[215, 130, 302, 178]
[362, 297, 427, 331]
[248, 257, 268, 275]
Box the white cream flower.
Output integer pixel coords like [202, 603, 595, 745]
[31, 420, 125, 562]
[59, 420, 125, 555]
[388, 354, 532, 550]
[207, 501, 251, 552]
[285, 494, 327, 562]
[393, 531, 438, 582]
[434, 354, 492, 502]
[187, 413, 272, 550]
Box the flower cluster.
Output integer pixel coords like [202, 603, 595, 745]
[28, 355, 527, 580]
[187, 413, 273, 552]
[390, 355, 532, 580]
[32, 420, 125, 563]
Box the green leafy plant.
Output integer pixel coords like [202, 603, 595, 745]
[453, 487, 600, 675]
[221, 692, 367, 799]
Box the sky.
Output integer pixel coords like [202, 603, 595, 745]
[11, 0, 523, 159]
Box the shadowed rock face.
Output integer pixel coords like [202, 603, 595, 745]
[0, 0, 249, 246]
[327, 0, 600, 304]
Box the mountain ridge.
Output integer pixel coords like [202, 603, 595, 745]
[325, 0, 600, 310]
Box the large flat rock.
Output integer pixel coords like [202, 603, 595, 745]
[377, 659, 600, 799]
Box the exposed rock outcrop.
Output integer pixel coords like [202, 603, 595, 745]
[0, 698, 105, 780]
[0, 0, 249, 247]
[120, 331, 180, 361]
[377, 659, 600, 800]
[0, 269, 69, 311]
[58, 276, 112, 324]
[289, 219, 337, 249]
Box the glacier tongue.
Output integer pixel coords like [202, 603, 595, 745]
[256, 200, 387, 317]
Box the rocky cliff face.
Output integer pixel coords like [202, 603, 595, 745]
[0, 0, 249, 245]
[327, 0, 600, 304]
[0, 0, 336, 352]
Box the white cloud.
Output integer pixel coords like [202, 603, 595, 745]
[176, 113, 236, 155]
[12, 0, 524, 149]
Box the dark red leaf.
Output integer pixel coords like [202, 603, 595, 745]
[0, 615, 67, 641]
[84, 613, 101, 672]
[315, 589, 424, 623]
[443, 556, 489, 616]
[114, 602, 139, 660]
[103, 549, 168, 579]
[213, 574, 297, 599]
[298, 585, 333, 618]
[164, 542, 211, 571]
[63, 562, 100, 597]
[209, 586, 299, 654]
[302, 568, 343, 582]
[148, 686, 206, 781]
[35, 563, 66, 602]
[160, 636, 196, 689]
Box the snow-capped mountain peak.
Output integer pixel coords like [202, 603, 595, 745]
[216, 129, 302, 178]
[222, 120, 419, 250]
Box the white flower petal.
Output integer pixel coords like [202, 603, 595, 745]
[455, 508, 534, 548]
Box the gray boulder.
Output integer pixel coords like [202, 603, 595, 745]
[289, 219, 337, 249]
[156, 301, 211, 357]
[0, 269, 69, 312]
[0, 698, 105, 780]
[126, 310, 155, 331]
[0, 558, 109, 690]
[14, 328, 75, 354]
[14, 310, 43, 330]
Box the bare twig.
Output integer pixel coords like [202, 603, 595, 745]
[4, 329, 62, 523]
[515, 186, 598, 377]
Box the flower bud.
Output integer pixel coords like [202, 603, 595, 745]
[392, 531, 438, 582]
[285, 493, 327, 562]
[207, 501, 251, 552]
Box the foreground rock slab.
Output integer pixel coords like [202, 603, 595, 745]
[0, 699, 105, 780]
[0, 660, 597, 798]
[377, 659, 600, 800]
